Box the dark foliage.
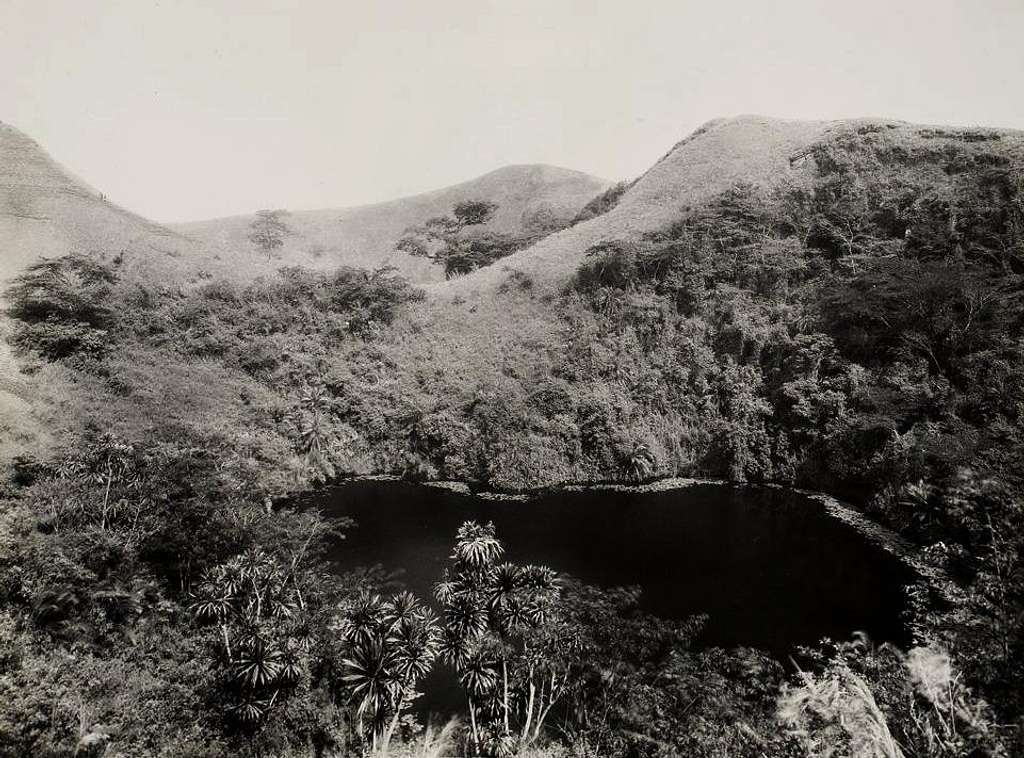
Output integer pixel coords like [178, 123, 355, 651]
[397, 199, 569, 278]
[572, 180, 632, 225]
[4, 254, 118, 361]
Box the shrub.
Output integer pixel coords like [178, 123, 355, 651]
[5, 254, 117, 361]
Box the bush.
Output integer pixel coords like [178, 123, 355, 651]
[4, 254, 117, 361]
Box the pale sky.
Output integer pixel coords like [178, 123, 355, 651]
[2, 0, 1022, 223]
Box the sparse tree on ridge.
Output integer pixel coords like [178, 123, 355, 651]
[248, 209, 293, 258]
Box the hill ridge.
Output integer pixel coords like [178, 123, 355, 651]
[442, 113, 1024, 293]
[173, 163, 610, 283]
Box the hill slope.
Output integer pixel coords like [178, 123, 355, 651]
[0, 122, 607, 468]
[0, 121, 252, 463]
[0, 121, 259, 284]
[446, 114, 1024, 293]
[172, 164, 610, 283]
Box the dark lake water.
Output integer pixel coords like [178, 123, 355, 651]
[309, 479, 916, 715]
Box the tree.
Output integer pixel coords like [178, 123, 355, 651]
[819, 259, 1018, 383]
[434, 521, 562, 755]
[397, 200, 527, 279]
[4, 254, 117, 361]
[335, 591, 441, 753]
[623, 442, 656, 482]
[189, 549, 311, 725]
[248, 209, 293, 258]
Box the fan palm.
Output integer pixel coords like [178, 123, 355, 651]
[434, 569, 459, 605]
[342, 637, 401, 728]
[436, 522, 565, 753]
[391, 610, 443, 681]
[336, 590, 441, 753]
[188, 550, 309, 724]
[439, 626, 471, 668]
[228, 695, 272, 724]
[488, 563, 523, 611]
[190, 589, 234, 624]
[346, 592, 386, 641]
[383, 590, 420, 628]
[624, 442, 656, 482]
[454, 521, 504, 569]
[444, 594, 489, 641]
[233, 635, 285, 689]
[459, 644, 500, 755]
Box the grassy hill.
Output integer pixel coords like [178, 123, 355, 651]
[0, 121, 607, 471]
[345, 113, 1024, 483]
[172, 164, 610, 284]
[0, 120, 270, 467]
[0, 121, 255, 285]
[446, 114, 1024, 293]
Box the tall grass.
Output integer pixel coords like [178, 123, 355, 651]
[779, 662, 905, 758]
[372, 719, 459, 758]
[779, 638, 1008, 758]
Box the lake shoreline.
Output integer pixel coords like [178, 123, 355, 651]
[300, 473, 945, 609]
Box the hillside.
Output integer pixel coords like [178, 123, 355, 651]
[0, 121, 264, 285]
[0, 121, 233, 463]
[447, 114, 1024, 293]
[0, 122, 607, 470]
[172, 164, 610, 283]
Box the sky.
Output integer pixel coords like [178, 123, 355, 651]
[2, 0, 1023, 223]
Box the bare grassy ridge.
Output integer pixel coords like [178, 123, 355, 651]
[0, 122, 604, 474]
[0, 122, 246, 285]
[438, 115, 834, 293]
[0, 121, 265, 463]
[171, 164, 610, 284]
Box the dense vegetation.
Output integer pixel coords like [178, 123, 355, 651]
[1, 123, 1022, 756]
[397, 199, 576, 278]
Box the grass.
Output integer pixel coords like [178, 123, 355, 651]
[171, 164, 610, 286]
[377, 719, 460, 758]
[0, 122, 246, 286]
[440, 114, 1024, 296]
[439, 115, 836, 294]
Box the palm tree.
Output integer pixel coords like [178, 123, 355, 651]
[292, 383, 339, 481]
[188, 550, 305, 724]
[233, 633, 285, 690]
[453, 521, 504, 569]
[458, 641, 500, 755]
[487, 562, 524, 735]
[343, 636, 402, 750]
[434, 569, 459, 606]
[338, 591, 441, 753]
[624, 442, 656, 482]
[435, 521, 562, 755]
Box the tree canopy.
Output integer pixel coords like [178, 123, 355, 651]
[248, 209, 293, 257]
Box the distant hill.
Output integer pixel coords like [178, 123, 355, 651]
[172, 164, 611, 283]
[447, 114, 1024, 292]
